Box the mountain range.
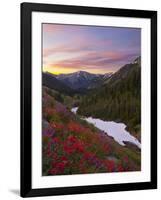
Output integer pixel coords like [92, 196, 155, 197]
[43, 70, 113, 93]
[43, 57, 140, 95]
[42, 72, 74, 95]
[55, 71, 113, 90]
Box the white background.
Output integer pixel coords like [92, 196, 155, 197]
[0, 0, 159, 200]
[32, 12, 151, 188]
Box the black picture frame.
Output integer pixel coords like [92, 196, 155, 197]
[21, 2, 157, 197]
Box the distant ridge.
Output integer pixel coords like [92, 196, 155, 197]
[42, 72, 75, 95]
[55, 70, 112, 90]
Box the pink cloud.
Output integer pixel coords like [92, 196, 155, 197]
[47, 50, 138, 72]
[43, 24, 65, 33]
[43, 38, 113, 58]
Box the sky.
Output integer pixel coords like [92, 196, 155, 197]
[43, 23, 141, 75]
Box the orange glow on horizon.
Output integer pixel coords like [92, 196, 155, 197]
[43, 65, 113, 75]
[43, 65, 79, 75]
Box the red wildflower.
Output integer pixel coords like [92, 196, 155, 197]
[117, 164, 124, 172]
[51, 122, 64, 131]
[105, 160, 115, 172]
[102, 143, 110, 153]
[84, 152, 94, 160]
[63, 143, 74, 155]
[73, 141, 84, 153]
[46, 149, 52, 157]
[67, 135, 77, 143]
[48, 168, 57, 175]
[52, 137, 60, 144]
[56, 162, 66, 172]
[60, 156, 68, 162]
[51, 161, 67, 173]
[68, 122, 83, 133]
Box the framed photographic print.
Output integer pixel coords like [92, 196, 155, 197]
[21, 2, 157, 197]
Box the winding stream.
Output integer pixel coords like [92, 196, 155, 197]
[71, 107, 141, 148]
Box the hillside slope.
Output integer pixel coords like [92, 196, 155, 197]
[42, 72, 75, 95]
[42, 86, 141, 175]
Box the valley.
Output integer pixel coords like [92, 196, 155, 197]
[42, 57, 141, 175]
